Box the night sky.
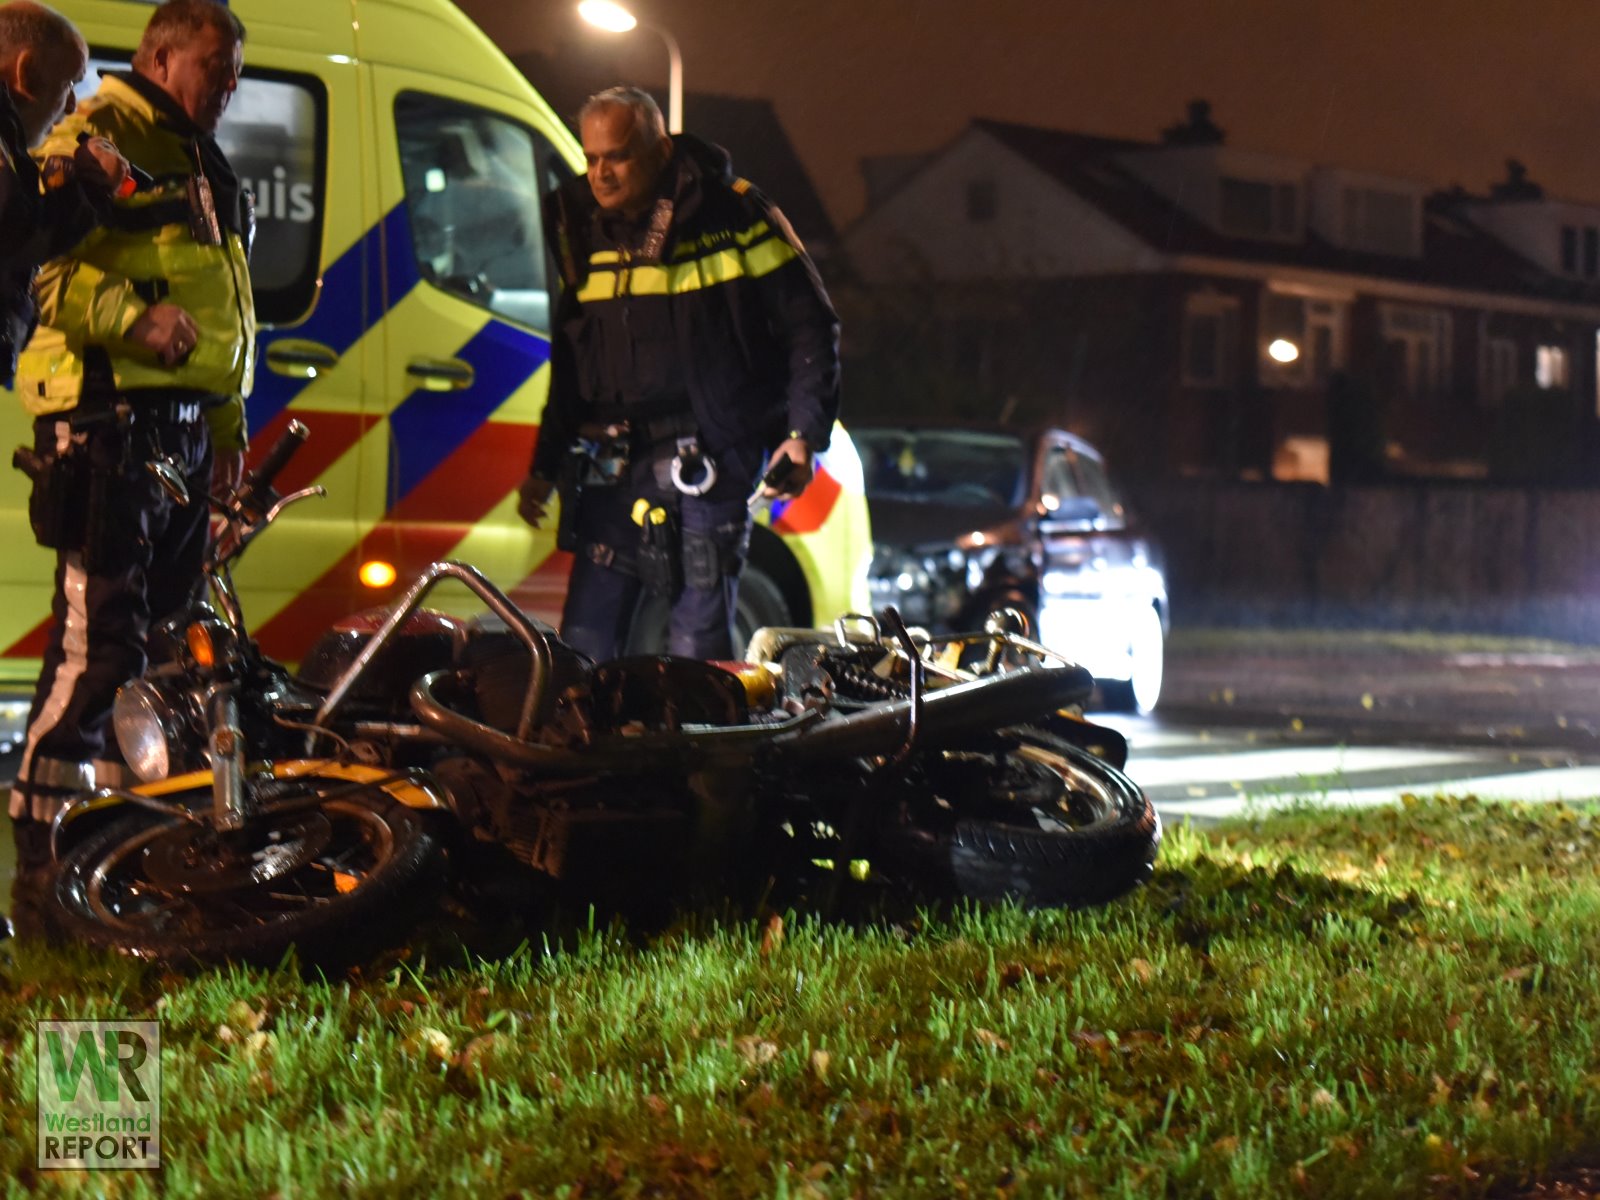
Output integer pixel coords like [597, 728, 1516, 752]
[458, 0, 1600, 228]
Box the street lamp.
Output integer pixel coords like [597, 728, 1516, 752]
[577, 0, 683, 134]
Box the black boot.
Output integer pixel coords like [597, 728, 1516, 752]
[9, 816, 57, 942]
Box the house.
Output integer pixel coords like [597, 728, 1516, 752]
[839, 105, 1600, 483]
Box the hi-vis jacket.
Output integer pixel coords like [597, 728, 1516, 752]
[530, 133, 840, 481]
[17, 73, 255, 451]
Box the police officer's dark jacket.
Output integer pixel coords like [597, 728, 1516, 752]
[0, 82, 102, 387]
[531, 133, 840, 480]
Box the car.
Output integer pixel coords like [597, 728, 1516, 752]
[854, 424, 1168, 712]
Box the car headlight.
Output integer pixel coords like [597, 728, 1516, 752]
[113, 680, 185, 783]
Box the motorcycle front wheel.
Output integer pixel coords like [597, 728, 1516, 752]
[52, 782, 442, 968]
[874, 727, 1161, 908]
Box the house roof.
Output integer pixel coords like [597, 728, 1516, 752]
[963, 117, 1599, 304]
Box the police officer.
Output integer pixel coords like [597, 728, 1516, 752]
[8, 0, 253, 931]
[517, 86, 840, 662]
[0, 1, 127, 386]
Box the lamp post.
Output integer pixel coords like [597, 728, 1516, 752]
[576, 0, 683, 134]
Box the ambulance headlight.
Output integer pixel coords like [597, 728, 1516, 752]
[114, 680, 184, 782]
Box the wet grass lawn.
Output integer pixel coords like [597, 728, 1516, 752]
[2, 794, 1598, 1198]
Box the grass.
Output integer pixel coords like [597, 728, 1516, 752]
[3, 795, 1600, 1198]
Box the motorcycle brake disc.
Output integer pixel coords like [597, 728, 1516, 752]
[140, 812, 334, 895]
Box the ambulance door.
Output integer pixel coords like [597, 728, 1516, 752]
[222, 49, 377, 657]
[363, 68, 572, 615]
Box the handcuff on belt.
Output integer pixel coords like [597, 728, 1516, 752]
[669, 436, 717, 497]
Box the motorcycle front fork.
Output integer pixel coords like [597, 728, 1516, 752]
[206, 682, 247, 831]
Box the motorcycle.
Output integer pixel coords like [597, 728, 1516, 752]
[46, 422, 1161, 967]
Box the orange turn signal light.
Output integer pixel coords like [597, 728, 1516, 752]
[359, 560, 397, 589]
[186, 622, 216, 668]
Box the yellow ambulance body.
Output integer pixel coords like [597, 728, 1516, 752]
[0, 0, 871, 680]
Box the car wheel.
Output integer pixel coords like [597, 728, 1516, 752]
[1099, 604, 1164, 714]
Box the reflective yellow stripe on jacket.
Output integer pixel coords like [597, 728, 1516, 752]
[576, 219, 799, 303]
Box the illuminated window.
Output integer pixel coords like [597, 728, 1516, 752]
[1536, 344, 1570, 390]
[1262, 291, 1346, 386]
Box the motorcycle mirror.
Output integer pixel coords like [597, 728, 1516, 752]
[147, 459, 190, 507]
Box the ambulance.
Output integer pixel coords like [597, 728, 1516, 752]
[0, 0, 872, 681]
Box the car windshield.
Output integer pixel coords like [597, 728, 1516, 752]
[855, 430, 1028, 508]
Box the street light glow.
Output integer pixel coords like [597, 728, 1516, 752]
[1268, 338, 1300, 364]
[578, 0, 637, 33]
[575, 0, 683, 132]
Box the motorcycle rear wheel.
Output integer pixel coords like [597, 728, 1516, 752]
[52, 784, 442, 968]
[876, 727, 1160, 907]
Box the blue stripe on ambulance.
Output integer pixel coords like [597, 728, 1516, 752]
[249, 203, 422, 436]
[386, 318, 551, 504]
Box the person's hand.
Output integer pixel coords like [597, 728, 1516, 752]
[127, 303, 199, 367]
[759, 437, 815, 500]
[74, 137, 129, 194]
[518, 474, 556, 527]
[212, 449, 245, 496]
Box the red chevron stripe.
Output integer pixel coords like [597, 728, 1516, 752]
[249, 409, 381, 495]
[254, 421, 539, 658]
[5, 615, 51, 658]
[771, 466, 841, 536]
[0, 408, 380, 661]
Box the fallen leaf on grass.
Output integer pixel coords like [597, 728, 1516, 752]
[403, 1026, 453, 1064]
[733, 1035, 780, 1066]
[760, 914, 784, 958]
[454, 1033, 504, 1081]
[1127, 958, 1154, 984]
[809, 1049, 831, 1081]
[974, 1027, 1011, 1051]
[226, 999, 269, 1032]
[1212, 1135, 1240, 1156]
[1309, 1087, 1343, 1115]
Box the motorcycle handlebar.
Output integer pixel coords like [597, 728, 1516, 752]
[237, 419, 309, 508]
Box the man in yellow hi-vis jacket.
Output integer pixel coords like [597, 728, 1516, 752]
[8, 0, 253, 899]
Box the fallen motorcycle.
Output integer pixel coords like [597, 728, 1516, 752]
[47, 423, 1160, 966]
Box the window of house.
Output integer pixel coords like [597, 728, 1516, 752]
[84, 57, 328, 326]
[1379, 303, 1452, 397]
[1219, 176, 1297, 238]
[1536, 343, 1570, 390]
[1181, 294, 1240, 387]
[1585, 228, 1598, 278]
[1260, 292, 1346, 385]
[965, 178, 997, 222]
[394, 92, 555, 331]
[1483, 337, 1517, 406]
[1339, 186, 1417, 256]
[1562, 226, 1578, 274]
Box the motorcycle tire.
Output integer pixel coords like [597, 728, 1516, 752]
[51, 786, 442, 969]
[874, 727, 1160, 908]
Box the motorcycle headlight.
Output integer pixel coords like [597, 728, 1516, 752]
[113, 680, 184, 782]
